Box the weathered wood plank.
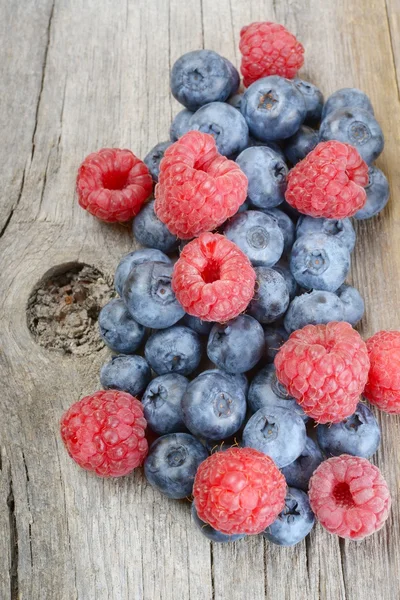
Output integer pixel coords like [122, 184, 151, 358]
[1, 0, 400, 599]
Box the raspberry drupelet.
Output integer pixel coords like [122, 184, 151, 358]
[274, 322, 370, 423]
[239, 22, 304, 87]
[154, 131, 248, 239]
[77, 148, 153, 223]
[364, 330, 400, 413]
[309, 455, 391, 540]
[193, 447, 287, 535]
[172, 232, 256, 322]
[60, 390, 148, 477]
[285, 141, 369, 219]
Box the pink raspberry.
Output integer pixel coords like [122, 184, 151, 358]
[154, 131, 248, 239]
[275, 322, 370, 423]
[172, 232, 256, 322]
[193, 447, 286, 535]
[285, 141, 369, 219]
[309, 455, 391, 540]
[77, 148, 153, 222]
[60, 390, 148, 477]
[239, 22, 304, 87]
[364, 330, 400, 414]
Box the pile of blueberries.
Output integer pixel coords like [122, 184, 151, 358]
[97, 47, 388, 545]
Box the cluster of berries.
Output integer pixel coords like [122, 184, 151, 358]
[61, 22, 396, 546]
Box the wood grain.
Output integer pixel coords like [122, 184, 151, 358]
[1, 1, 400, 599]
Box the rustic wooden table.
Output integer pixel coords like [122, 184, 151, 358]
[1, 1, 400, 599]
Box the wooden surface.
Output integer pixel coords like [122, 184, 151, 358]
[1, 1, 400, 598]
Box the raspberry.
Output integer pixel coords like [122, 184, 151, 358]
[309, 455, 391, 540]
[364, 331, 400, 413]
[193, 447, 286, 535]
[172, 232, 256, 322]
[77, 148, 153, 223]
[285, 141, 369, 219]
[60, 390, 148, 477]
[239, 22, 304, 87]
[275, 322, 370, 423]
[154, 131, 248, 239]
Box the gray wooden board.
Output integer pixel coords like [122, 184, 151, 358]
[1, 0, 400, 598]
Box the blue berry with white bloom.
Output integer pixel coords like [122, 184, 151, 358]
[191, 503, 246, 542]
[261, 208, 295, 254]
[183, 314, 214, 336]
[321, 87, 374, 121]
[248, 267, 289, 323]
[189, 102, 249, 156]
[207, 315, 265, 374]
[114, 249, 171, 296]
[263, 326, 289, 364]
[100, 354, 151, 397]
[98, 298, 146, 354]
[290, 233, 350, 292]
[272, 259, 298, 299]
[224, 211, 284, 267]
[240, 76, 306, 141]
[294, 79, 324, 125]
[144, 433, 208, 499]
[284, 290, 345, 333]
[144, 141, 172, 181]
[142, 374, 189, 435]
[235, 146, 288, 209]
[335, 284, 365, 326]
[243, 406, 306, 468]
[145, 325, 202, 376]
[133, 200, 179, 253]
[170, 108, 194, 141]
[284, 125, 319, 165]
[281, 437, 324, 491]
[354, 166, 390, 220]
[296, 215, 356, 252]
[264, 487, 315, 546]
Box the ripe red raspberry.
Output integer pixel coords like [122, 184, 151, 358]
[309, 455, 391, 540]
[193, 447, 286, 535]
[172, 232, 256, 322]
[60, 390, 148, 477]
[364, 330, 400, 413]
[154, 131, 248, 239]
[275, 322, 370, 423]
[285, 141, 368, 219]
[239, 22, 304, 87]
[77, 148, 153, 223]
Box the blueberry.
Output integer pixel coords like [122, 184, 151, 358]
[294, 79, 324, 125]
[144, 433, 208, 499]
[235, 146, 288, 209]
[191, 503, 246, 542]
[319, 107, 384, 164]
[100, 354, 151, 397]
[207, 315, 265, 374]
[182, 371, 247, 440]
[263, 325, 289, 364]
[98, 298, 146, 354]
[224, 211, 284, 267]
[171, 50, 239, 111]
[248, 267, 289, 324]
[143, 141, 172, 181]
[272, 259, 298, 299]
[317, 402, 381, 458]
[281, 437, 324, 491]
[201, 370, 249, 398]
[290, 233, 350, 292]
[189, 102, 249, 156]
[223, 57, 240, 97]
[264, 487, 315, 546]
[260, 208, 295, 254]
[114, 249, 171, 296]
[321, 88, 374, 121]
[354, 166, 390, 220]
[122, 261, 184, 329]
[132, 200, 179, 254]
[280, 199, 302, 222]
[284, 290, 345, 334]
[296, 216, 356, 253]
[246, 137, 286, 161]
[142, 373, 189, 435]
[170, 108, 194, 141]
[335, 284, 365, 326]
[247, 364, 307, 422]
[227, 92, 243, 110]
[284, 125, 319, 165]
[183, 314, 214, 336]
[243, 406, 306, 467]
[145, 325, 202, 376]
[240, 76, 306, 141]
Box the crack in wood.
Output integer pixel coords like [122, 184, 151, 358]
[22, 452, 34, 569]
[199, 0, 205, 49]
[31, 0, 55, 161]
[57, 76, 67, 150]
[0, 167, 26, 239]
[210, 542, 215, 600]
[384, 0, 400, 103]
[7, 467, 18, 600]
[338, 538, 348, 600]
